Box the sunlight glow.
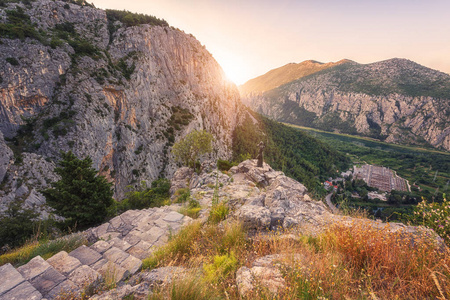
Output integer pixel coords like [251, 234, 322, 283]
[213, 52, 248, 85]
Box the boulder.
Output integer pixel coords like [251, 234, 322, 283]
[236, 255, 286, 297]
[235, 205, 271, 230]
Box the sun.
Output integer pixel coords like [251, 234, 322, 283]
[214, 53, 248, 85]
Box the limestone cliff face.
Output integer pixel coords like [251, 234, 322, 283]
[242, 59, 450, 151]
[0, 0, 242, 206]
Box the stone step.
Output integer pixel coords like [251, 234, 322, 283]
[27, 264, 66, 297]
[0, 280, 43, 300]
[17, 256, 52, 281]
[69, 245, 102, 266]
[47, 251, 82, 277]
[91, 259, 129, 283]
[67, 265, 101, 288]
[0, 263, 27, 297]
[103, 247, 142, 275]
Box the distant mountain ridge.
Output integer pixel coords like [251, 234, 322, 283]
[240, 58, 450, 151]
[239, 59, 352, 95]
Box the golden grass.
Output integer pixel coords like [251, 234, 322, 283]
[0, 234, 88, 267]
[142, 217, 450, 300]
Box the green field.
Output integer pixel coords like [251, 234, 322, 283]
[285, 123, 450, 219]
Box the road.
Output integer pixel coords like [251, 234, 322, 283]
[325, 193, 339, 214]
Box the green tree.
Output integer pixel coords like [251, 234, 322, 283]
[42, 151, 114, 229]
[0, 200, 39, 249]
[172, 130, 214, 168]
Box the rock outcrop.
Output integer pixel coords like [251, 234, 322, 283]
[0, 0, 243, 208]
[241, 58, 450, 151]
[0, 160, 443, 299]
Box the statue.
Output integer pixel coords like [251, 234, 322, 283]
[256, 141, 265, 167]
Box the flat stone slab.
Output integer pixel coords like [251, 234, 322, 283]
[0, 263, 26, 296]
[108, 238, 132, 252]
[103, 247, 130, 265]
[122, 234, 141, 247]
[69, 245, 102, 266]
[138, 227, 165, 244]
[99, 231, 121, 241]
[17, 256, 51, 280]
[68, 265, 101, 288]
[109, 216, 124, 230]
[47, 251, 82, 277]
[119, 255, 142, 274]
[162, 211, 184, 222]
[91, 259, 109, 272]
[92, 223, 110, 238]
[98, 261, 129, 283]
[1, 281, 42, 300]
[90, 240, 113, 254]
[121, 210, 145, 225]
[46, 279, 78, 300]
[29, 267, 65, 296]
[127, 245, 150, 260]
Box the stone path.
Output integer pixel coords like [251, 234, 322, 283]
[0, 206, 191, 300]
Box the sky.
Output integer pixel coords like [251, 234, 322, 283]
[90, 0, 450, 85]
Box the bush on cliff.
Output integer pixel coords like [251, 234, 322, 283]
[42, 151, 114, 230]
[118, 179, 170, 212]
[0, 200, 39, 249]
[172, 130, 214, 169]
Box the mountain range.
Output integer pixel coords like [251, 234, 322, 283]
[240, 58, 450, 151]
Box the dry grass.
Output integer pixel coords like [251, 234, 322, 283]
[0, 233, 87, 267]
[268, 221, 450, 299]
[142, 217, 450, 300]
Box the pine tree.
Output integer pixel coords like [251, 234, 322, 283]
[42, 151, 114, 229]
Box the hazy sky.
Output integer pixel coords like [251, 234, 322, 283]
[90, 0, 450, 84]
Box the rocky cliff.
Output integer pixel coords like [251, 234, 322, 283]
[241, 58, 450, 151]
[0, 0, 242, 209]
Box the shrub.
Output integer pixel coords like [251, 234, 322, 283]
[217, 159, 233, 171]
[208, 201, 229, 224]
[105, 9, 168, 28]
[172, 130, 214, 168]
[42, 151, 114, 229]
[203, 252, 237, 284]
[0, 200, 39, 249]
[411, 194, 450, 245]
[174, 187, 190, 203]
[119, 179, 170, 211]
[179, 198, 202, 219]
[142, 221, 203, 270]
[5, 57, 19, 66]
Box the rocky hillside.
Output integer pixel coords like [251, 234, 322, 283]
[1, 160, 446, 299]
[241, 58, 450, 151]
[0, 0, 243, 211]
[239, 59, 351, 95]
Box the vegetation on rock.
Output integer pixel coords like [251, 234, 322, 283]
[42, 151, 114, 229]
[145, 218, 450, 299]
[0, 200, 40, 249]
[172, 130, 214, 169]
[412, 194, 450, 244]
[117, 178, 170, 212]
